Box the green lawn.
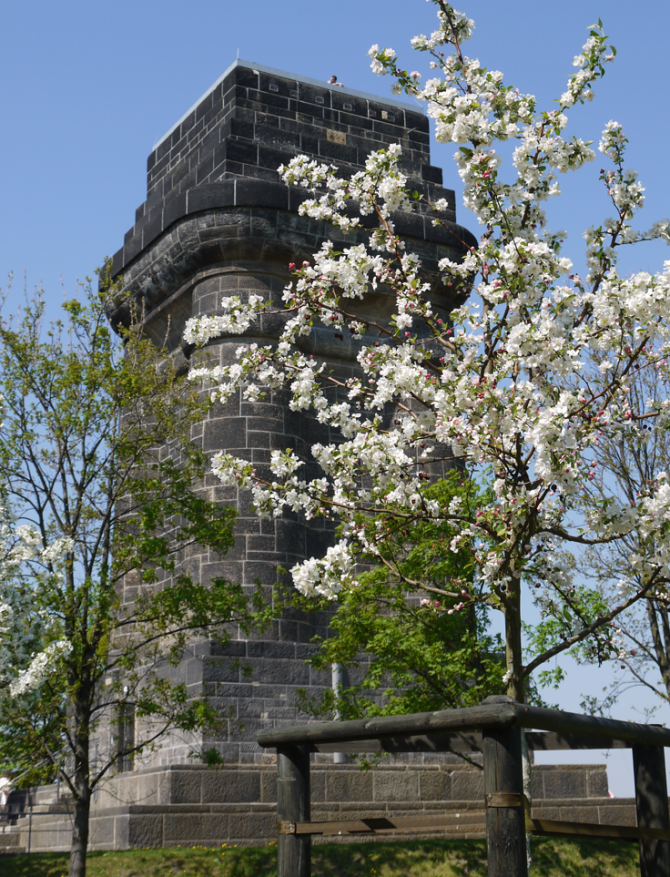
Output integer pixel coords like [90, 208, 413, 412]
[0, 838, 640, 877]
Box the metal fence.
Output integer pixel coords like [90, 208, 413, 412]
[0, 805, 72, 853]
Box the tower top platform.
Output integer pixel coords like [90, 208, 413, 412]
[153, 58, 419, 152]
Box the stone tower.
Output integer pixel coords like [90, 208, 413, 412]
[106, 58, 476, 768]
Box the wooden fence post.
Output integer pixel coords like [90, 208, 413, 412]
[633, 740, 670, 877]
[277, 745, 311, 877]
[482, 696, 528, 877]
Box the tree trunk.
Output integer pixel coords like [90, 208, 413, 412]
[69, 692, 92, 877]
[69, 787, 91, 877]
[504, 579, 524, 702]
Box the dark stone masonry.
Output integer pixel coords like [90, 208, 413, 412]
[103, 58, 475, 771]
[0, 59, 623, 853]
[109, 58, 463, 283]
[2, 762, 628, 853]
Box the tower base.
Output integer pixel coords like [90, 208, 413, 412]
[1, 760, 632, 853]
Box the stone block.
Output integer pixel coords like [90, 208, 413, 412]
[233, 719, 266, 742]
[530, 771, 545, 799]
[246, 641, 296, 659]
[202, 770, 260, 803]
[163, 192, 187, 229]
[542, 768, 586, 799]
[586, 769, 609, 798]
[373, 770, 419, 803]
[260, 770, 277, 804]
[164, 813, 228, 842]
[228, 812, 275, 839]
[244, 657, 311, 686]
[419, 769, 452, 802]
[89, 814, 117, 847]
[128, 814, 164, 849]
[326, 768, 373, 803]
[451, 769, 485, 801]
[308, 666, 332, 687]
[532, 805, 561, 821]
[556, 804, 599, 823]
[310, 770, 325, 803]
[211, 743, 248, 764]
[337, 805, 390, 818]
[203, 417, 246, 452]
[185, 657, 205, 685]
[598, 804, 637, 826]
[167, 770, 202, 804]
[114, 814, 130, 850]
[202, 657, 241, 683]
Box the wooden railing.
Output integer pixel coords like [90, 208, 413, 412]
[257, 695, 670, 877]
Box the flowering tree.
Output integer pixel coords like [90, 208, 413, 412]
[566, 365, 670, 714]
[186, 1, 670, 705]
[0, 390, 73, 701]
[0, 471, 72, 698]
[0, 283, 269, 877]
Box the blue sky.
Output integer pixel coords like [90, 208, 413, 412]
[5, 0, 670, 296]
[2, 0, 670, 793]
[2, 0, 669, 292]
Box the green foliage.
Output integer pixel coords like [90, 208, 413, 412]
[296, 473, 506, 719]
[0, 278, 273, 834]
[525, 582, 615, 691]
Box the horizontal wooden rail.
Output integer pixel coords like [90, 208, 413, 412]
[258, 702, 516, 749]
[278, 810, 486, 836]
[528, 817, 670, 844]
[309, 730, 631, 755]
[516, 705, 670, 747]
[258, 702, 670, 751]
[525, 732, 629, 751]
[258, 703, 670, 752]
[276, 810, 670, 846]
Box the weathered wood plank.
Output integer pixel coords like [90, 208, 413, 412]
[277, 746, 310, 877]
[633, 742, 670, 876]
[257, 702, 517, 748]
[279, 811, 486, 836]
[260, 702, 670, 750]
[483, 697, 528, 877]
[517, 705, 670, 747]
[310, 730, 630, 754]
[529, 818, 634, 843]
[311, 732, 483, 754]
[525, 732, 628, 751]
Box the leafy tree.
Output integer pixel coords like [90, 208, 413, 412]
[296, 474, 506, 720]
[0, 280, 269, 877]
[186, 0, 670, 708]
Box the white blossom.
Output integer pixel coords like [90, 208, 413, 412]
[9, 640, 72, 696]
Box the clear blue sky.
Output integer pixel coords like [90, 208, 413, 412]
[2, 0, 669, 793]
[2, 0, 668, 292]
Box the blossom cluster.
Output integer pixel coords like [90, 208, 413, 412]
[186, 2, 670, 691]
[0, 459, 73, 697]
[9, 639, 72, 697]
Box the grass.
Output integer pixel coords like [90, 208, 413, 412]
[1, 837, 640, 877]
